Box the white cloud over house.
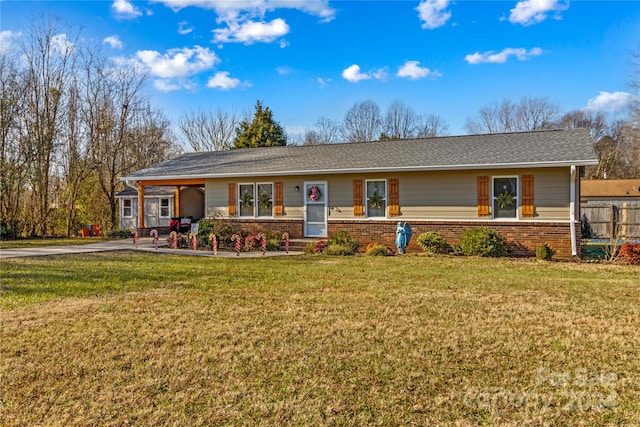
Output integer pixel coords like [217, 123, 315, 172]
[213, 18, 289, 44]
[508, 0, 569, 26]
[397, 60, 441, 79]
[178, 21, 194, 35]
[465, 47, 543, 64]
[134, 46, 219, 78]
[206, 71, 242, 90]
[342, 64, 371, 83]
[103, 35, 124, 49]
[0, 30, 21, 55]
[416, 0, 451, 29]
[155, 0, 334, 46]
[586, 91, 635, 113]
[112, 0, 142, 19]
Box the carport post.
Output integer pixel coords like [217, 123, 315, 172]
[138, 182, 145, 228]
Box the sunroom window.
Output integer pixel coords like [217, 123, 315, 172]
[493, 177, 518, 219]
[366, 180, 387, 218]
[160, 198, 170, 218]
[123, 199, 132, 218]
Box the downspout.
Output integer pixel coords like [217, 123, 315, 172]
[125, 180, 138, 191]
[570, 165, 577, 257]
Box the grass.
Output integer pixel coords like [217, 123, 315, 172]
[0, 236, 114, 249]
[1, 253, 639, 426]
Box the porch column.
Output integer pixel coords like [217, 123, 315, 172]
[138, 182, 145, 228]
[174, 186, 180, 218]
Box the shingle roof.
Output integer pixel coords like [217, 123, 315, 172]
[116, 186, 175, 198]
[123, 128, 598, 181]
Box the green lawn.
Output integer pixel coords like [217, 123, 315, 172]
[1, 253, 638, 426]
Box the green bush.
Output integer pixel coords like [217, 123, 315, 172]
[535, 243, 554, 260]
[107, 229, 133, 238]
[365, 244, 388, 256]
[324, 243, 357, 256]
[416, 231, 448, 255]
[328, 230, 359, 253]
[304, 239, 327, 255]
[454, 226, 507, 257]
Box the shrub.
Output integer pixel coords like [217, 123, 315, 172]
[107, 229, 132, 238]
[304, 239, 327, 255]
[328, 230, 359, 253]
[365, 244, 388, 256]
[581, 214, 593, 239]
[535, 243, 554, 260]
[416, 231, 448, 255]
[617, 243, 640, 265]
[324, 244, 357, 256]
[454, 226, 507, 257]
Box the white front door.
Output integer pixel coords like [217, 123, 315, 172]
[304, 181, 328, 237]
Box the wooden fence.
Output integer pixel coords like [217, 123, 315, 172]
[580, 202, 640, 240]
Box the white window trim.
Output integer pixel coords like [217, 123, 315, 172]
[365, 179, 387, 219]
[122, 199, 133, 218]
[159, 198, 171, 218]
[492, 176, 519, 221]
[256, 182, 274, 218]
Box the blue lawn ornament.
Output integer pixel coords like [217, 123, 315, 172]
[395, 222, 413, 254]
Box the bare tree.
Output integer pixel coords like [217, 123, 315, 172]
[178, 109, 237, 152]
[381, 100, 418, 140]
[416, 113, 450, 137]
[304, 116, 342, 145]
[0, 53, 28, 238]
[20, 16, 77, 235]
[557, 109, 607, 141]
[465, 96, 560, 134]
[342, 100, 381, 142]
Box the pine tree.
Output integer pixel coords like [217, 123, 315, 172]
[233, 100, 287, 148]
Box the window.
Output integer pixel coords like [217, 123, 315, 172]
[160, 198, 170, 218]
[238, 184, 255, 217]
[123, 199, 132, 218]
[238, 182, 274, 217]
[257, 183, 273, 217]
[493, 177, 518, 219]
[366, 180, 386, 217]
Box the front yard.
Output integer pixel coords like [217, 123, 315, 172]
[0, 253, 638, 426]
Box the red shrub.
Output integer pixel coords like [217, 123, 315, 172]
[617, 243, 640, 265]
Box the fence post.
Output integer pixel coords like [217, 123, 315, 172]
[609, 204, 616, 240]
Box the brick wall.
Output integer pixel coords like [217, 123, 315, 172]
[213, 219, 579, 259]
[327, 220, 579, 260]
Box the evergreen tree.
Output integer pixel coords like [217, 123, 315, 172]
[233, 100, 287, 148]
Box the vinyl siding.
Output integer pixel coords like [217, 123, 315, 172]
[204, 167, 571, 221]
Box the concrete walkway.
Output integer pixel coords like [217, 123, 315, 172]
[0, 238, 304, 259]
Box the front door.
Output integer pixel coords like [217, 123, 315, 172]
[304, 181, 327, 237]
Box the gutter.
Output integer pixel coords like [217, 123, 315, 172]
[125, 179, 138, 191]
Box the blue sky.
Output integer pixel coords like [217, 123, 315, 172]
[1, 0, 639, 138]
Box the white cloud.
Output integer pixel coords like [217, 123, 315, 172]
[464, 47, 543, 64]
[586, 91, 635, 113]
[134, 45, 219, 78]
[155, 0, 335, 23]
[178, 21, 193, 35]
[112, 0, 142, 18]
[0, 30, 21, 55]
[397, 60, 441, 79]
[206, 71, 241, 90]
[509, 0, 569, 26]
[317, 77, 331, 87]
[372, 68, 389, 81]
[416, 0, 451, 29]
[342, 64, 371, 83]
[153, 79, 182, 92]
[276, 66, 292, 75]
[103, 35, 124, 49]
[51, 34, 74, 55]
[213, 18, 289, 44]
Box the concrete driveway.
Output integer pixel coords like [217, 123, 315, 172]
[0, 238, 303, 259]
